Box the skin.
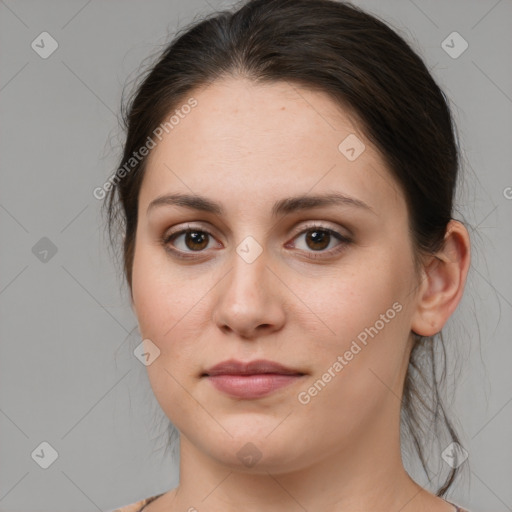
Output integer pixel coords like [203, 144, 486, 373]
[130, 78, 470, 512]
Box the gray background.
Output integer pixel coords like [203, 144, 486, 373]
[0, 0, 511, 511]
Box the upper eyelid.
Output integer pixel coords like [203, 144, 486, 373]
[164, 222, 350, 249]
[165, 221, 348, 240]
[163, 224, 352, 263]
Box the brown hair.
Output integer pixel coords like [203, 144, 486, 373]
[104, 0, 466, 495]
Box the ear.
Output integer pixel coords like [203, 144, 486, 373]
[411, 220, 471, 337]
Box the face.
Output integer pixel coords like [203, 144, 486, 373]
[131, 78, 422, 473]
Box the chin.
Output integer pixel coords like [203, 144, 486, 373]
[206, 429, 307, 472]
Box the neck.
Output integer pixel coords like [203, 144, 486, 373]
[169, 411, 435, 512]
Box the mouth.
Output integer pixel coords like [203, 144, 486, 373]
[201, 359, 306, 399]
[202, 359, 305, 377]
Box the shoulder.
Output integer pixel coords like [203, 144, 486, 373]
[443, 499, 471, 512]
[109, 493, 165, 512]
[452, 504, 471, 512]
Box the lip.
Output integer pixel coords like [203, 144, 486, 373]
[202, 359, 306, 399]
[203, 359, 304, 376]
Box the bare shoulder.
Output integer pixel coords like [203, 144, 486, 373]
[137, 488, 179, 512]
[419, 493, 471, 512]
[111, 491, 167, 512]
[444, 500, 471, 512]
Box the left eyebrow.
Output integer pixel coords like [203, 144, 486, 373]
[146, 192, 377, 217]
[270, 192, 377, 217]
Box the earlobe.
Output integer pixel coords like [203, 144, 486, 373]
[410, 220, 471, 337]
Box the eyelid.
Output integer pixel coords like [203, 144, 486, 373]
[164, 220, 350, 240]
[288, 220, 351, 239]
[163, 222, 218, 240]
[162, 223, 221, 259]
[162, 221, 352, 259]
[285, 222, 352, 259]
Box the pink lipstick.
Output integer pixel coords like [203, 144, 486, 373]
[202, 359, 306, 399]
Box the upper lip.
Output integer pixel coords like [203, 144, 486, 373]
[202, 359, 305, 377]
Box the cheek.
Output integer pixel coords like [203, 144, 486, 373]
[294, 251, 414, 404]
[131, 246, 207, 425]
[131, 241, 213, 372]
[292, 286, 410, 442]
[301, 261, 409, 352]
[132, 239, 185, 339]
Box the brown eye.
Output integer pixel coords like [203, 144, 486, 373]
[167, 229, 212, 251]
[162, 227, 219, 259]
[181, 230, 209, 251]
[304, 229, 331, 251]
[288, 224, 352, 260]
[162, 223, 351, 261]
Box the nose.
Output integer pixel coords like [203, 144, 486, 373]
[211, 245, 286, 340]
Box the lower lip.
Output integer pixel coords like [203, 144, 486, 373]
[205, 374, 304, 399]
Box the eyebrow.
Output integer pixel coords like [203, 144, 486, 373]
[146, 192, 376, 217]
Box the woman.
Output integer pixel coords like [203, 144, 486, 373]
[106, 0, 472, 510]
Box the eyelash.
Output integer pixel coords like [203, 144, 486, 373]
[161, 223, 352, 261]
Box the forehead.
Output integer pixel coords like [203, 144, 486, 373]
[139, 78, 404, 219]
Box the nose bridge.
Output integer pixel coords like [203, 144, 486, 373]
[225, 214, 269, 286]
[226, 234, 269, 305]
[212, 233, 285, 337]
